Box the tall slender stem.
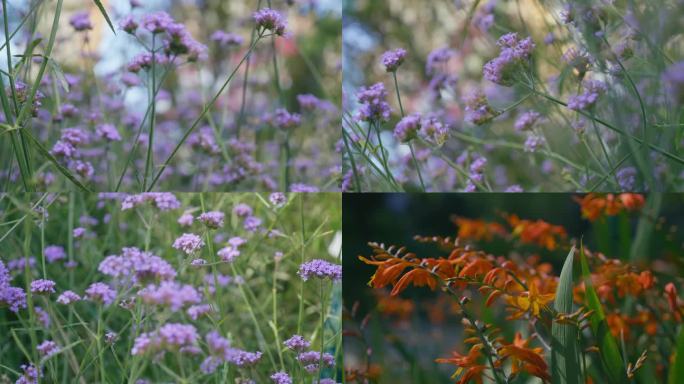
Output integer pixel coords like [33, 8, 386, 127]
[143, 35, 156, 191]
[392, 71, 425, 191]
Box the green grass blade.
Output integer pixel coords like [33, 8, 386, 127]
[551, 246, 582, 384]
[93, 0, 116, 34]
[579, 243, 628, 383]
[21, 128, 91, 192]
[669, 326, 684, 384]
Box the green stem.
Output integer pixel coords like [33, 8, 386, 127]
[143, 35, 157, 191]
[392, 71, 425, 191]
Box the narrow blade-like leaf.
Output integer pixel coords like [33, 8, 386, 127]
[93, 0, 116, 34]
[551, 246, 581, 384]
[580, 243, 629, 383]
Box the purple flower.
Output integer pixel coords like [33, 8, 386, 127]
[616, 167, 638, 190]
[141, 11, 175, 34]
[98, 247, 177, 283]
[567, 80, 607, 111]
[187, 304, 213, 320]
[297, 94, 322, 110]
[420, 116, 448, 146]
[355, 83, 392, 123]
[178, 212, 194, 227]
[253, 8, 287, 36]
[96, 124, 122, 142]
[243, 216, 262, 232]
[198, 211, 225, 229]
[463, 90, 496, 125]
[505, 185, 524, 192]
[233, 203, 253, 217]
[297, 351, 335, 373]
[298, 259, 342, 282]
[173, 233, 205, 254]
[73, 227, 86, 238]
[269, 193, 287, 207]
[562, 47, 592, 77]
[44, 245, 66, 263]
[56, 290, 81, 305]
[210, 30, 244, 46]
[35, 306, 51, 328]
[69, 11, 92, 31]
[483, 33, 535, 86]
[121, 193, 180, 211]
[381, 48, 407, 72]
[524, 133, 545, 153]
[30, 279, 56, 294]
[1, 286, 27, 313]
[514, 111, 541, 131]
[290, 184, 320, 193]
[119, 15, 138, 33]
[426, 47, 455, 75]
[271, 372, 292, 384]
[132, 323, 199, 355]
[272, 108, 302, 129]
[15, 364, 41, 384]
[37, 340, 60, 358]
[85, 282, 117, 305]
[283, 335, 310, 351]
[139, 282, 201, 311]
[217, 245, 240, 263]
[225, 349, 263, 367]
[393, 113, 421, 143]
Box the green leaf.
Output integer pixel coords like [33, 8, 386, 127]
[551, 246, 582, 384]
[21, 128, 91, 192]
[579, 243, 629, 383]
[93, 0, 116, 34]
[669, 326, 684, 384]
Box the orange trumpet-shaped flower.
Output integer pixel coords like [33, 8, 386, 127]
[498, 333, 550, 382]
[665, 282, 679, 314]
[506, 282, 555, 319]
[453, 216, 507, 242]
[391, 268, 438, 296]
[506, 214, 566, 250]
[358, 256, 412, 290]
[436, 344, 487, 384]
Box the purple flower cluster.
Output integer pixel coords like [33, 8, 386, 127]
[524, 134, 546, 153]
[198, 211, 225, 229]
[15, 364, 41, 384]
[514, 111, 542, 131]
[98, 247, 177, 283]
[200, 331, 263, 373]
[567, 80, 607, 111]
[178, 212, 194, 227]
[483, 32, 535, 86]
[466, 155, 488, 192]
[187, 303, 213, 320]
[121, 193, 181, 211]
[132, 323, 199, 355]
[44, 245, 66, 263]
[95, 124, 122, 142]
[272, 108, 302, 129]
[298, 259, 342, 282]
[296, 350, 336, 373]
[139, 281, 202, 311]
[69, 11, 93, 32]
[464, 90, 496, 125]
[284, 335, 311, 351]
[271, 371, 293, 384]
[253, 8, 287, 36]
[173, 233, 205, 255]
[37, 340, 61, 358]
[426, 47, 455, 75]
[210, 30, 244, 46]
[355, 83, 392, 123]
[269, 192, 287, 207]
[57, 290, 81, 305]
[381, 48, 407, 72]
[85, 282, 117, 305]
[393, 113, 421, 143]
[30, 279, 56, 294]
[0, 260, 27, 312]
[420, 116, 448, 146]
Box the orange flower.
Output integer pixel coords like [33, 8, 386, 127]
[506, 214, 566, 250]
[506, 282, 555, 319]
[498, 333, 550, 382]
[391, 268, 438, 296]
[376, 293, 415, 320]
[453, 216, 507, 242]
[436, 344, 487, 384]
[619, 193, 645, 210]
[358, 256, 412, 290]
[575, 193, 645, 222]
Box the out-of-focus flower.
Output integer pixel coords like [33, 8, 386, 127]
[355, 83, 392, 123]
[70, 11, 93, 31]
[30, 279, 56, 294]
[37, 340, 61, 358]
[56, 290, 81, 305]
[393, 113, 421, 143]
[173, 233, 205, 255]
[253, 8, 287, 36]
[198, 211, 225, 229]
[85, 282, 117, 305]
[381, 48, 407, 72]
[483, 33, 535, 86]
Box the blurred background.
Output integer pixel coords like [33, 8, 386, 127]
[343, 193, 684, 382]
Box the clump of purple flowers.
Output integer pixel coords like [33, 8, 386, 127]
[514, 111, 542, 131]
[44, 245, 66, 263]
[37, 340, 61, 358]
[57, 290, 81, 305]
[296, 350, 336, 373]
[355, 83, 392, 123]
[271, 371, 293, 384]
[198, 211, 225, 229]
[98, 247, 177, 283]
[464, 90, 497, 125]
[567, 80, 607, 111]
[393, 113, 421, 143]
[131, 323, 199, 355]
[381, 48, 407, 72]
[483, 32, 535, 86]
[284, 335, 311, 351]
[85, 282, 117, 306]
[30, 279, 56, 294]
[138, 281, 202, 312]
[253, 8, 287, 36]
[172, 233, 205, 255]
[298, 259, 342, 282]
[0, 260, 27, 312]
[69, 11, 92, 32]
[121, 193, 181, 211]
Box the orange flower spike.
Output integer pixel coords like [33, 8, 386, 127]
[498, 333, 550, 382]
[619, 193, 645, 210]
[459, 258, 493, 279]
[390, 268, 438, 296]
[436, 344, 487, 384]
[359, 256, 412, 289]
[637, 270, 655, 290]
[508, 282, 555, 318]
[665, 283, 679, 314]
[575, 194, 606, 221]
